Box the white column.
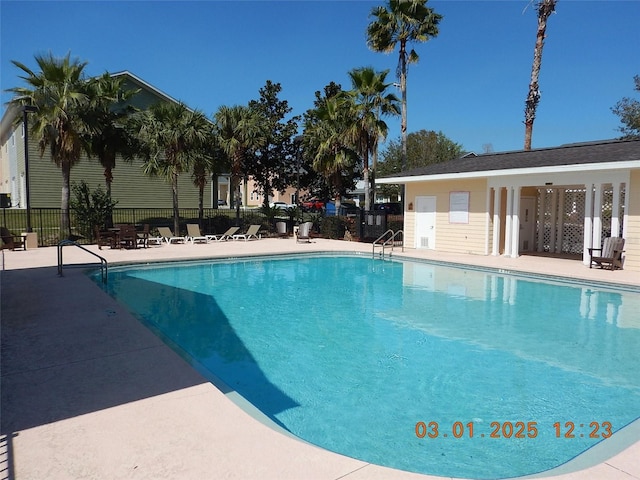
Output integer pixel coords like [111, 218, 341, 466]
[19, 173, 26, 208]
[611, 182, 621, 237]
[492, 188, 501, 256]
[592, 183, 603, 250]
[555, 189, 565, 253]
[537, 188, 545, 252]
[485, 187, 492, 255]
[504, 187, 513, 257]
[510, 187, 521, 258]
[582, 183, 594, 265]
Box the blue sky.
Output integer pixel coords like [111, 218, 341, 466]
[1, 0, 638, 154]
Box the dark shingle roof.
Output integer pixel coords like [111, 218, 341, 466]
[389, 139, 640, 178]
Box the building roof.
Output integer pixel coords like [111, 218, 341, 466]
[110, 71, 183, 106]
[0, 71, 188, 144]
[379, 139, 640, 183]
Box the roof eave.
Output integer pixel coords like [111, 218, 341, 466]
[377, 160, 640, 184]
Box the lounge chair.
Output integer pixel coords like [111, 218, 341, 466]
[206, 226, 239, 242]
[232, 224, 262, 241]
[588, 237, 625, 270]
[0, 227, 26, 250]
[157, 227, 185, 244]
[145, 229, 165, 246]
[186, 224, 209, 244]
[276, 221, 288, 238]
[296, 222, 313, 243]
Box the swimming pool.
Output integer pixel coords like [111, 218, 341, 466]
[98, 254, 640, 479]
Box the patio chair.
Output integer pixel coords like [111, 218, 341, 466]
[206, 226, 239, 242]
[157, 226, 185, 244]
[0, 227, 26, 250]
[117, 224, 138, 249]
[232, 224, 262, 241]
[136, 224, 150, 248]
[588, 237, 625, 270]
[276, 221, 288, 238]
[94, 226, 115, 250]
[186, 224, 209, 244]
[296, 222, 313, 243]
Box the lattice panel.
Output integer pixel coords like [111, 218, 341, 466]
[536, 185, 625, 254]
[561, 188, 585, 254]
[539, 188, 553, 251]
[537, 188, 586, 254]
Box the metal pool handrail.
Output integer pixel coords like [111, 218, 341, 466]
[373, 229, 404, 258]
[57, 240, 108, 284]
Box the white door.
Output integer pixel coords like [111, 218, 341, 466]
[519, 197, 536, 252]
[415, 196, 436, 249]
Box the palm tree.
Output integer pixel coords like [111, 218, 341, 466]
[131, 102, 212, 234]
[214, 105, 267, 222]
[304, 95, 359, 212]
[367, 0, 442, 174]
[346, 67, 400, 209]
[84, 73, 139, 202]
[523, 0, 557, 150]
[7, 52, 92, 239]
[191, 139, 222, 225]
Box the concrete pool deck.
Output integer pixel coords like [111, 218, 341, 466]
[1, 238, 638, 480]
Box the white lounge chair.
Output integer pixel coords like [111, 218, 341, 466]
[206, 226, 239, 242]
[232, 224, 262, 241]
[157, 227, 185, 244]
[186, 224, 208, 244]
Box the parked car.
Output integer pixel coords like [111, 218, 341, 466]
[374, 202, 402, 215]
[217, 199, 227, 206]
[270, 201, 295, 209]
[301, 198, 324, 212]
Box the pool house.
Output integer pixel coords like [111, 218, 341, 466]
[378, 139, 640, 273]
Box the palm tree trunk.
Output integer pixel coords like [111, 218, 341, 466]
[399, 39, 408, 207]
[172, 171, 180, 235]
[235, 180, 242, 224]
[371, 147, 378, 206]
[61, 160, 72, 239]
[363, 144, 370, 210]
[198, 185, 204, 226]
[524, 0, 556, 150]
[104, 167, 114, 228]
[399, 41, 408, 171]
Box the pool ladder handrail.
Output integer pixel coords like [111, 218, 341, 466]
[57, 240, 108, 284]
[372, 229, 404, 258]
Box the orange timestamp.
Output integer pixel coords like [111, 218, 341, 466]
[415, 421, 613, 439]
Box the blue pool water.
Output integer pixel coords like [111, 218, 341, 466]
[98, 255, 640, 479]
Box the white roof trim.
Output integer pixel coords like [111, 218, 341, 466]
[377, 160, 640, 184]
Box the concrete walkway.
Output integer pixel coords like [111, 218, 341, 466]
[1, 238, 638, 480]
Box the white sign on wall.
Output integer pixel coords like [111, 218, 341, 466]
[449, 191, 469, 224]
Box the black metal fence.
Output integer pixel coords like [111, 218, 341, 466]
[1, 207, 404, 247]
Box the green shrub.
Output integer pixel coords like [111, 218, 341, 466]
[70, 181, 117, 241]
[320, 216, 348, 239]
